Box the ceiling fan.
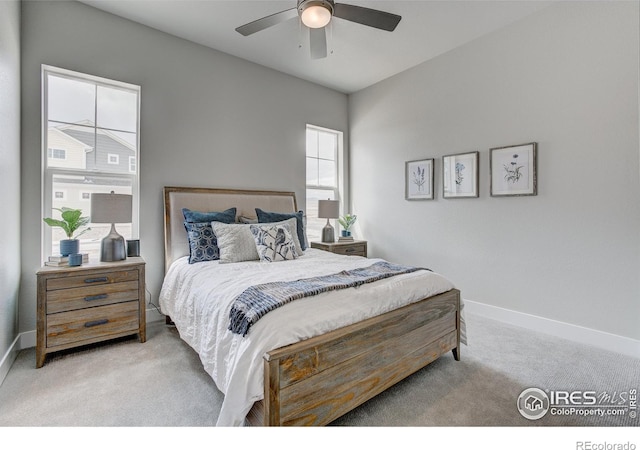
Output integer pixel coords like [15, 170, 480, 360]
[235, 0, 402, 59]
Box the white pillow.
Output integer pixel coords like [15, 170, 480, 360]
[212, 218, 302, 264]
[250, 224, 297, 262]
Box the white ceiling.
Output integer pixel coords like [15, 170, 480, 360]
[79, 0, 553, 94]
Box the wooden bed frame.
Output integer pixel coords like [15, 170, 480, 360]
[163, 186, 461, 426]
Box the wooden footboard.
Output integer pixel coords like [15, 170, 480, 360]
[245, 288, 461, 426]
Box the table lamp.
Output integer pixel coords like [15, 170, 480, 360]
[318, 199, 339, 243]
[91, 191, 132, 262]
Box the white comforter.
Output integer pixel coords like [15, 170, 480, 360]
[158, 248, 456, 426]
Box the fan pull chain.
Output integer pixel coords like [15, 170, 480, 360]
[328, 21, 334, 55]
[298, 18, 303, 50]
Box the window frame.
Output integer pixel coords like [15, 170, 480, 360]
[305, 124, 346, 242]
[41, 65, 141, 260]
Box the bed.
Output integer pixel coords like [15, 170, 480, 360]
[159, 186, 464, 426]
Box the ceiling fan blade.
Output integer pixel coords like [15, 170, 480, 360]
[235, 8, 298, 36]
[333, 3, 401, 32]
[309, 27, 327, 59]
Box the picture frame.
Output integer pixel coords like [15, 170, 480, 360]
[405, 158, 434, 200]
[490, 142, 537, 197]
[442, 151, 479, 198]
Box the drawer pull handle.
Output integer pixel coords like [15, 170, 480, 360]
[84, 294, 108, 302]
[345, 248, 356, 253]
[84, 319, 109, 328]
[84, 277, 108, 284]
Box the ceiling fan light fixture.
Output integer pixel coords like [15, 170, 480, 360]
[299, 1, 333, 29]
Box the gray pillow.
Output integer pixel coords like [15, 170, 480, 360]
[211, 222, 259, 263]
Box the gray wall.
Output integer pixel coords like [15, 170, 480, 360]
[349, 1, 640, 341]
[20, 1, 348, 332]
[0, 0, 21, 369]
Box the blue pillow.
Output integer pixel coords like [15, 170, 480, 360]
[255, 208, 306, 250]
[184, 222, 219, 264]
[182, 207, 236, 224]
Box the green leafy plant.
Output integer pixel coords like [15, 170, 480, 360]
[338, 214, 357, 231]
[43, 207, 91, 239]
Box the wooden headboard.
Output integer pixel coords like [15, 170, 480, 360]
[163, 186, 298, 272]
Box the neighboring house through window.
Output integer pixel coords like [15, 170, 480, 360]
[42, 65, 140, 261]
[305, 124, 344, 243]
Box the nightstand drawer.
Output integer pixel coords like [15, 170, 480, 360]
[46, 280, 139, 314]
[47, 301, 140, 348]
[331, 243, 367, 257]
[46, 269, 139, 291]
[310, 240, 368, 257]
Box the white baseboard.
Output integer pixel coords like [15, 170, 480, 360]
[0, 334, 21, 387]
[19, 329, 36, 349]
[464, 299, 640, 359]
[145, 304, 165, 323]
[0, 306, 166, 388]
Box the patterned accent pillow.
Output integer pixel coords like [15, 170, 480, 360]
[184, 222, 220, 264]
[255, 209, 307, 250]
[250, 224, 298, 262]
[268, 218, 303, 256]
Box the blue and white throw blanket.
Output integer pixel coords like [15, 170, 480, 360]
[229, 261, 428, 336]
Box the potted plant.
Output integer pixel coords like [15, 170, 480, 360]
[43, 207, 91, 256]
[338, 214, 357, 237]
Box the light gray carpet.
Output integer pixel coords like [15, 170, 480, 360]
[0, 313, 638, 427]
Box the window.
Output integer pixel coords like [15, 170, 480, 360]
[42, 65, 140, 261]
[48, 148, 67, 160]
[305, 124, 344, 243]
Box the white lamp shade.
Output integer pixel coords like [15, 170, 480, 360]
[318, 199, 339, 219]
[91, 192, 132, 224]
[301, 4, 332, 28]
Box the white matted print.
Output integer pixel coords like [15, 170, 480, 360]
[442, 151, 479, 198]
[490, 142, 537, 196]
[405, 158, 434, 200]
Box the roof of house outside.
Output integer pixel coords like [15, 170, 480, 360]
[57, 126, 136, 175]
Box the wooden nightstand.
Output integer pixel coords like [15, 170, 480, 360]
[36, 257, 146, 368]
[310, 240, 367, 257]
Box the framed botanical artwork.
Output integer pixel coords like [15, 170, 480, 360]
[490, 142, 537, 197]
[442, 151, 479, 198]
[405, 158, 434, 200]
